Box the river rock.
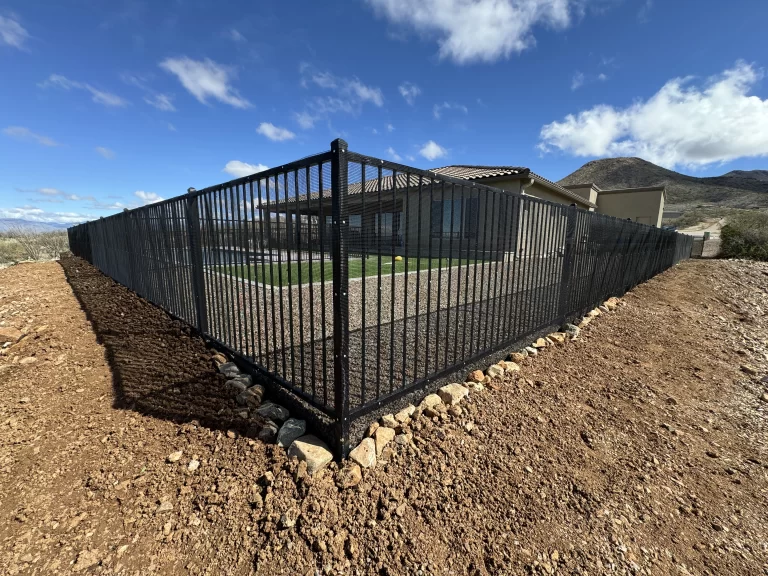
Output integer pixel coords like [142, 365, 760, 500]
[287, 435, 333, 474]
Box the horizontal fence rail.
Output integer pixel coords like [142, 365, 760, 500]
[68, 140, 693, 457]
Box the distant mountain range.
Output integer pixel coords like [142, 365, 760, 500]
[0, 219, 70, 233]
[558, 158, 768, 210]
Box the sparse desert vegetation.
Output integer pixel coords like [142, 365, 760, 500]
[720, 210, 768, 261]
[0, 228, 69, 265]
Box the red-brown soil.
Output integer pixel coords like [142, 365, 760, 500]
[1, 257, 766, 575]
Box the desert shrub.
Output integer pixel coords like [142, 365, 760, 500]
[720, 211, 768, 261]
[0, 228, 70, 263]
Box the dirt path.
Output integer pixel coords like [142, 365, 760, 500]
[1, 258, 767, 575]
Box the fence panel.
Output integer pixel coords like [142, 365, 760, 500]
[68, 140, 693, 457]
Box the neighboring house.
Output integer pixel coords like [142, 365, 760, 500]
[264, 165, 664, 259]
[562, 183, 666, 227]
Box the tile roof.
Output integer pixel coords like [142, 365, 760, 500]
[430, 165, 528, 180]
[270, 164, 596, 209]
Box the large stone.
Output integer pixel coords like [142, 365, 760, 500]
[588, 308, 601, 318]
[0, 327, 22, 344]
[257, 420, 279, 443]
[468, 370, 485, 383]
[236, 385, 265, 408]
[255, 402, 289, 422]
[395, 405, 416, 424]
[374, 426, 396, 455]
[218, 362, 240, 377]
[525, 346, 538, 356]
[532, 338, 547, 349]
[503, 361, 520, 374]
[230, 374, 253, 388]
[548, 333, 566, 345]
[598, 305, 610, 314]
[349, 437, 377, 468]
[287, 435, 333, 474]
[277, 418, 306, 448]
[509, 352, 527, 364]
[419, 393, 443, 410]
[563, 323, 580, 337]
[487, 364, 504, 379]
[438, 383, 469, 405]
[380, 413, 398, 428]
[227, 379, 248, 393]
[578, 316, 592, 328]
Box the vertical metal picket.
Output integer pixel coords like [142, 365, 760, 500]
[558, 204, 577, 325]
[330, 138, 351, 459]
[186, 191, 208, 334]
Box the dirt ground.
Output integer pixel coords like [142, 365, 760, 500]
[1, 257, 767, 576]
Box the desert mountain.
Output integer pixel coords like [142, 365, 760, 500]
[558, 158, 768, 210]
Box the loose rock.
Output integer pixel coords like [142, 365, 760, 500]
[394, 405, 415, 424]
[419, 393, 443, 410]
[532, 338, 547, 348]
[258, 420, 279, 443]
[255, 402, 289, 422]
[438, 383, 469, 405]
[218, 361, 240, 377]
[287, 435, 333, 474]
[374, 426, 396, 455]
[337, 463, 362, 489]
[468, 369, 485, 383]
[276, 418, 307, 448]
[167, 450, 183, 463]
[349, 437, 377, 469]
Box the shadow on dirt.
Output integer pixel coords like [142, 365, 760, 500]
[59, 256, 261, 434]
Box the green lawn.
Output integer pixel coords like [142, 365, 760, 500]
[219, 256, 476, 286]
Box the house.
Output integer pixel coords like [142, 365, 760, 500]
[263, 164, 665, 259]
[562, 183, 666, 227]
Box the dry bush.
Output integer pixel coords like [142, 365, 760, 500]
[720, 211, 768, 261]
[0, 228, 70, 263]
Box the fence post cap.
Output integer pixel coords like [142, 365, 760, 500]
[187, 187, 196, 194]
[330, 138, 348, 151]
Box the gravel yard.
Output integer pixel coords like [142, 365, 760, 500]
[1, 257, 767, 575]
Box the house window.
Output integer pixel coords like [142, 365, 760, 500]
[431, 198, 479, 239]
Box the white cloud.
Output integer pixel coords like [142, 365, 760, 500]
[539, 61, 768, 169]
[134, 191, 163, 204]
[433, 101, 468, 119]
[0, 206, 94, 224]
[3, 126, 60, 147]
[419, 140, 447, 161]
[398, 82, 421, 105]
[256, 122, 295, 142]
[95, 146, 115, 159]
[159, 57, 250, 108]
[571, 71, 585, 91]
[39, 74, 128, 107]
[229, 29, 246, 43]
[294, 111, 316, 129]
[223, 160, 269, 178]
[297, 63, 383, 126]
[386, 147, 402, 161]
[144, 93, 176, 111]
[598, 73, 608, 81]
[17, 188, 90, 202]
[387, 123, 395, 132]
[0, 14, 29, 49]
[366, 0, 574, 64]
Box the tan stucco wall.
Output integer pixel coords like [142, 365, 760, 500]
[563, 184, 599, 206]
[596, 189, 665, 227]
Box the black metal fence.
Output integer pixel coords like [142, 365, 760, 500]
[68, 139, 693, 457]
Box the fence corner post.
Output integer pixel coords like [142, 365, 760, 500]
[185, 191, 208, 334]
[558, 204, 578, 326]
[330, 138, 351, 460]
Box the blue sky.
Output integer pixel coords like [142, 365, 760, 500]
[1, 0, 767, 224]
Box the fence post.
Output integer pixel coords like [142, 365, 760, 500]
[185, 192, 208, 334]
[330, 138, 351, 459]
[558, 204, 578, 325]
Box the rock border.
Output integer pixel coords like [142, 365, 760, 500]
[338, 296, 626, 482]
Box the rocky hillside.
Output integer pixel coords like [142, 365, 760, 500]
[558, 158, 768, 210]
